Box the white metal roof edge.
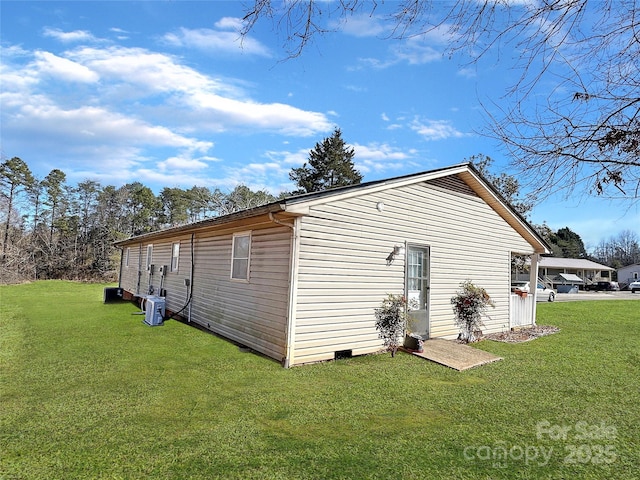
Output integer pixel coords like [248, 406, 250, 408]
[281, 162, 470, 212]
[458, 168, 551, 255]
[280, 162, 550, 254]
[114, 162, 550, 254]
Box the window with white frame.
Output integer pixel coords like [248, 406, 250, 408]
[125, 247, 130, 267]
[231, 232, 251, 281]
[171, 242, 180, 272]
[146, 244, 153, 271]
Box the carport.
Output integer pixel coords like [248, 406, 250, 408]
[555, 273, 584, 293]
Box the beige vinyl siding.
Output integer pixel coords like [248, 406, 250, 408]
[292, 175, 534, 365]
[188, 225, 291, 362]
[120, 244, 139, 294]
[138, 243, 154, 296]
[152, 236, 192, 312]
[118, 237, 192, 310]
[117, 224, 292, 364]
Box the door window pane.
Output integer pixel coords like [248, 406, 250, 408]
[406, 246, 430, 338]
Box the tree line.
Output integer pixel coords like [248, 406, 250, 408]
[2, 129, 638, 284]
[0, 129, 363, 284]
[0, 157, 284, 284]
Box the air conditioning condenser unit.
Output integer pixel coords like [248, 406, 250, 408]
[144, 296, 165, 326]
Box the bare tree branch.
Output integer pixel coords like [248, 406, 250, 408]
[241, 0, 640, 201]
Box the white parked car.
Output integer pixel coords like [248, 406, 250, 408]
[511, 281, 556, 302]
[629, 280, 640, 293]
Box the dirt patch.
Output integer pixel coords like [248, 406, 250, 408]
[482, 325, 559, 343]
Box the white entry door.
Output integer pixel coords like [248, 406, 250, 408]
[406, 245, 430, 339]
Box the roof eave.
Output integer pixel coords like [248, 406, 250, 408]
[114, 202, 288, 247]
[114, 162, 551, 256]
[458, 166, 552, 255]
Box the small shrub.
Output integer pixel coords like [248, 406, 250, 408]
[374, 294, 407, 357]
[451, 280, 495, 343]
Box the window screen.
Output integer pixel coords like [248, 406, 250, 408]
[231, 233, 251, 280]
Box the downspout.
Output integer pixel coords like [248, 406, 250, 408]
[116, 247, 124, 289]
[188, 232, 194, 322]
[529, 253, 540, 326]
[136, 243, 142, 296]
[269, 212, 300, 368]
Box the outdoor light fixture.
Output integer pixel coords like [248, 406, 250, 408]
[376, 202, 385, 212]
[386, 245, 406, 265]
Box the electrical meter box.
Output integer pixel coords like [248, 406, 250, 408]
[144, 296, 165, 326]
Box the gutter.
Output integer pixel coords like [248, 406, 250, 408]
[114, 203, 287, 248]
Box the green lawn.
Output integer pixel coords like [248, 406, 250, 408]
[1, 281, 639, 479]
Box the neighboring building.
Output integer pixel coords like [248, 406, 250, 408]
[114, 163, 550, 367]
[618, 263, 640, 288]
[536, 257, 615, 289]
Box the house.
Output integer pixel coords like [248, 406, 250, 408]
[114, 163, 550, 367]
[536, 257, 615, 289]
[618, 263, 640, 288]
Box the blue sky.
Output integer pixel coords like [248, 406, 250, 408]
[1, 1, 638, 249]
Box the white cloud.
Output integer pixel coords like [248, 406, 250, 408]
[63, 45, 329, 135]
[6, 92, 212, 154]
[354, 143, 413, 162]
[215, 17, 243, 30]
[410, 118, 466, 141]
[353, 142, 417, 173]
[0, 37, 334, 195]
[333, 14, 387, 37]
[391, 38, 442, 65]
[163, 21, 271, 57]
[210, 158, 298, 194]
[34, 51, 99, 83]
[457, 67, 477, 78]
[352, 23, 451, 70]
[109, 27, 129, 41]
[413, 23, 460, 46]
[159, 155, 213, 172]
[134, 167, 217, 188]
[353, 56, 395, 70]
[356, 38, 441, 70]
[183, 86, 332, 135]
[257, 142, 419, 187]
[70, 45, 237, 96]
[263, 148, 310, 169]
[43, 27, 98, 43]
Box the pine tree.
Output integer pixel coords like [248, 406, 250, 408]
[0, 157, 35, 261]
[290, 128, 362, 194]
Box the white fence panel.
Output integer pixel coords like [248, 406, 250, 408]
[510, 294, 534, 328]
